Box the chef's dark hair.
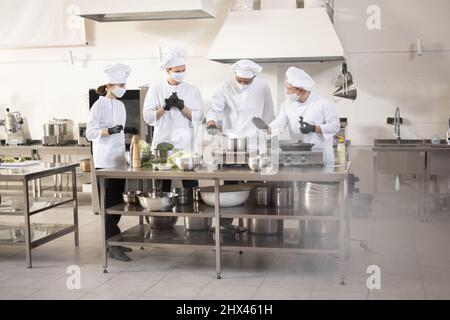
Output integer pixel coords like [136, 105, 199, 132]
[96, 85, 107, 96]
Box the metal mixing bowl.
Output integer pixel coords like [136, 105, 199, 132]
[145, 215, 178, 229]
[122, 191, 141, 204]
[298, 182, 339, 216]
[175, 156, 202, 171]
[137, 191, 178, 211]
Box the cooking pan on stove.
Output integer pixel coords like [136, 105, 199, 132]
[280, 141, 315, 152]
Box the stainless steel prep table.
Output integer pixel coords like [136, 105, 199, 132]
[373, 143, 450, 222]
[96, 163, 351, 283]
[0, 163, 79, 268]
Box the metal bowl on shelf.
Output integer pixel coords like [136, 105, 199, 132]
[244, 218, 283, 235]
[184, 215, 212, 231]
[200, 190, 250, 208]
[145, 215, 178, 230]
[122, 191, 141, 204]
[298, 182, 339, 216]
[137, 191, 178, 211]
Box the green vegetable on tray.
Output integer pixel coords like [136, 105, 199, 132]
[1, 156, 30, 163]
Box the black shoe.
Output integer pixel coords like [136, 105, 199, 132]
[118, 246, 132, 252]
[108, 246, 131, 262]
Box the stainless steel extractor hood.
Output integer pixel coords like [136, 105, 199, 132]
[77, 0, 216, 22]
[208, 7, 344, 63]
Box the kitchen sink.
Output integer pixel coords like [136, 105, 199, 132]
[374, 139, 425, 148]
[373, 139, 426, 174]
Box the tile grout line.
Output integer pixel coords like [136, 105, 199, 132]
[136, 249, 199, 299]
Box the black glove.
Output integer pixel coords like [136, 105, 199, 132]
[107, 125, 123, 135]
[174, 98, 185, 111]
[206, 124, 220, 136]
[299, 116, 316, 134]
[124, 127, 139, 135]
[252, 117, 269, 130]
[163, 92, 178, 111]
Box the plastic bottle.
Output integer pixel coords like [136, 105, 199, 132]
[131, 135, 141, 168]
[337, 136, 346, 164]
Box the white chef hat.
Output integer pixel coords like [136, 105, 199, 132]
[285, 67, 315, 91]
[104, 63, 131, 84]
[160, 47, 187, 70]
[231, 59, 263, 78]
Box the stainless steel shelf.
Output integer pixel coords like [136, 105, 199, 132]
[106, 202, 339, 221]
[0, 197, 75, 216]
[0, 223, 76, 248]
[107, 224, 339, 254]
[108, 225, 215, 249]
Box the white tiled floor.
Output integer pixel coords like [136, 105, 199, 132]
[0, 189, 450, 300]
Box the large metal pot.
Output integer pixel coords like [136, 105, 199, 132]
[244, 218, 283, 235]
[226, 137, 247, 152]
[254, 186, 271, 206]
[298, 182, 339, 216]
[184, 215, 212, 231]
[172, 187, 193, 205]
[272, 187, 294, 207]
[44, 123, 67, 136]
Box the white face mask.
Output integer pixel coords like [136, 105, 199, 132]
[170, 71, 185, 83]
[235, 80, 250, 91]
[287, 92, 299, 103]
[112, 86, 126, 98]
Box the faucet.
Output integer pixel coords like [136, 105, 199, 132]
[394, 107, 401, 144]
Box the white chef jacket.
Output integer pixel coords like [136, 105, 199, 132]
[143, 81, 203, 152]
[206, 77, 275, 138]
[86, 96, 127, 168]
[269, 92, 340, 165]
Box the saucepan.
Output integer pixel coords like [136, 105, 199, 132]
[226, 137, 247, 152]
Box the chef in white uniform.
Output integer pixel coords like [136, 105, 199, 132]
[206, 59, 274, 138]
[143, 47, 203, 152]
[87, 63, 135, 262]
[143, 47, 203, 191]
[252, 67, 340, 165]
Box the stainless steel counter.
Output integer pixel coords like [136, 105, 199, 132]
[0, 163, 79, 268]
[96, 164, 350, 182]
[373, 140, 450, 222]
[96, 163, 351, 284]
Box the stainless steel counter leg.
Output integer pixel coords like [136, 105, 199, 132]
[423, 173, 430, 222]
[72, 168, 79, 247]
[339, 178, 347, 285]
[23, 179, 32, 268]
[214, 178, 222, 279]
[100, 176, 108, 273]
[138, 179, 144, 226]
[37, 179, 41, 198]
[372, 154, 378, 222]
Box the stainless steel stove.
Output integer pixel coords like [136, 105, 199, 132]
[277, 151, 324, 167]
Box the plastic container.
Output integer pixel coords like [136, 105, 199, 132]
[337, 136, 346, 164]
